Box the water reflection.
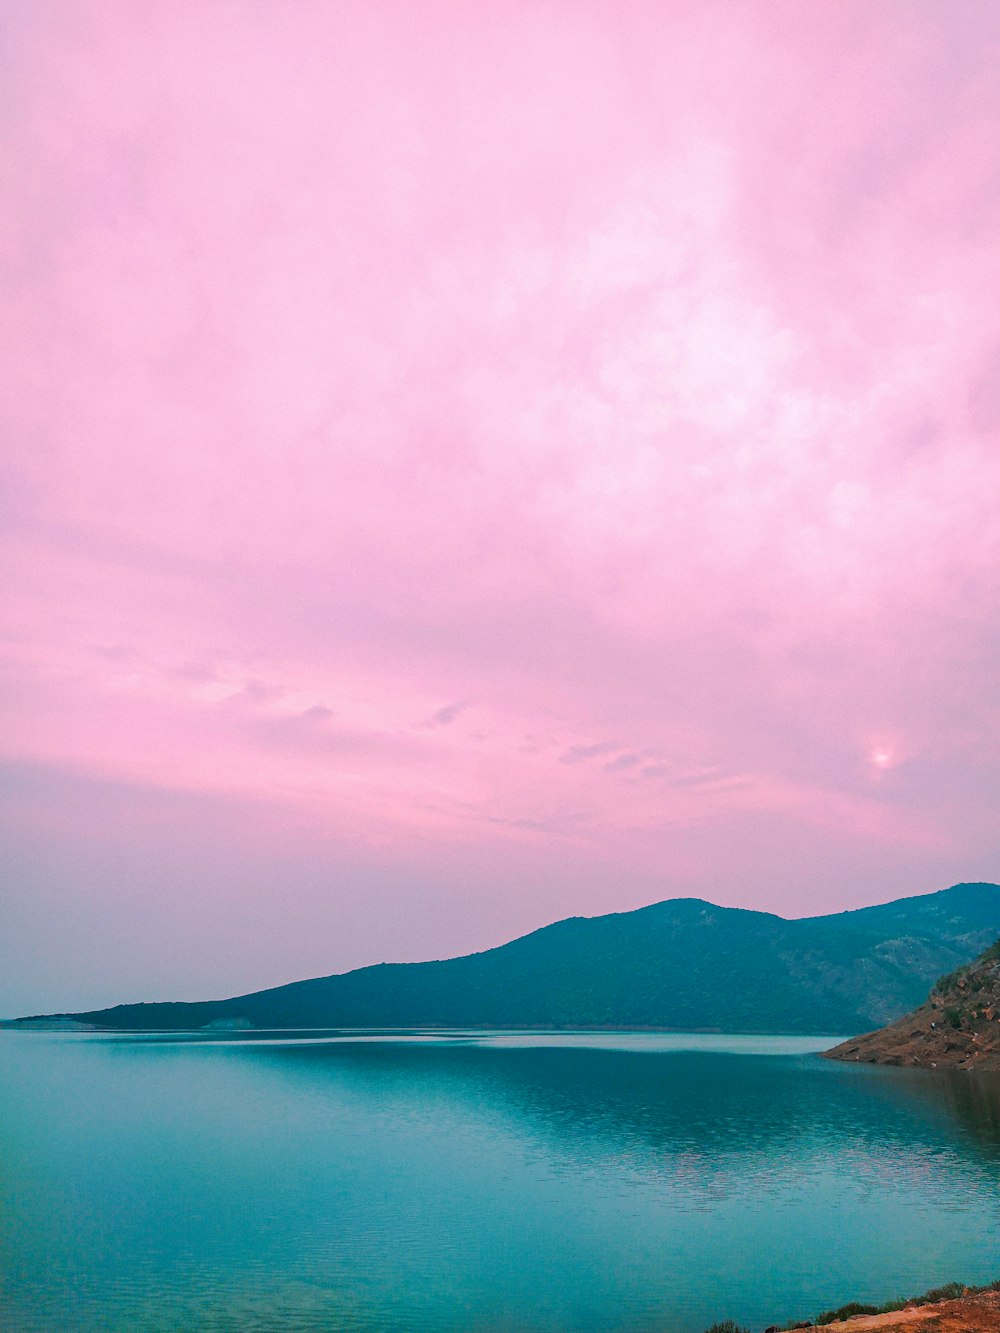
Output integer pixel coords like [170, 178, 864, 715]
[241, 1036, 1000, 1182]
[2, 1032, 1000, 1333]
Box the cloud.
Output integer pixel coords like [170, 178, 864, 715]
[3, 0, 1000, 1006]
[602, 752, 643, 772]
[559, 741, 619, 765]
[423, 701, 468, 729]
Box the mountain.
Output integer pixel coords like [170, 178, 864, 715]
[11, 882, 1000, 1035]
[825, 934, 1000, 1071]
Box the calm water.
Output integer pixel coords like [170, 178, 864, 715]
[2, 1031, 1000, 1332]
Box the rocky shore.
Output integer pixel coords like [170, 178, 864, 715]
[707, 1282, 1000, 1333]
[793, 1288, 1000, 1332]
[825, 940, 1000, 1071]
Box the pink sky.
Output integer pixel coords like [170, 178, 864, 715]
[3, 1, 1000, 1013]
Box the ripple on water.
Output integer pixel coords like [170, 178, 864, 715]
[2, 1031, 999, 1333]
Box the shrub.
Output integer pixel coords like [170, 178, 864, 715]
[918, 1282, 965, 1302]
[815, 1303, 879, 1324]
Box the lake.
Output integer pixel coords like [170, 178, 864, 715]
[2, 1030, 999, 1332]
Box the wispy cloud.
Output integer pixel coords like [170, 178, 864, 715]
[559, 741, 619, 765]
[422, 701, 468, 729]
[603, 752, 644, 772]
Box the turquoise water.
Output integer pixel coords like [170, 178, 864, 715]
[2, 1030, 999, 1332]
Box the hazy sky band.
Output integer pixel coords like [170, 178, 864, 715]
[2, 1, 1000, 1012]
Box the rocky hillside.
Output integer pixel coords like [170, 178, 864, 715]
[825, 938, 1000, 1071]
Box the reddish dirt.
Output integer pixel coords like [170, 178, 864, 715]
[807, 1291, 1000, 1332]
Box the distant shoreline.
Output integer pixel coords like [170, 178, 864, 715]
[1, 1019, 845, 1038]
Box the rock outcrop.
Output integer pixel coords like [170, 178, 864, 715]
[825, 939, 1000, 1071]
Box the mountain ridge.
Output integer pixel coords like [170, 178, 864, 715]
[9, 882, 1000, 1035]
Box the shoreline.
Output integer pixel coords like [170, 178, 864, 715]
[706, 1281, 1000, 1333]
